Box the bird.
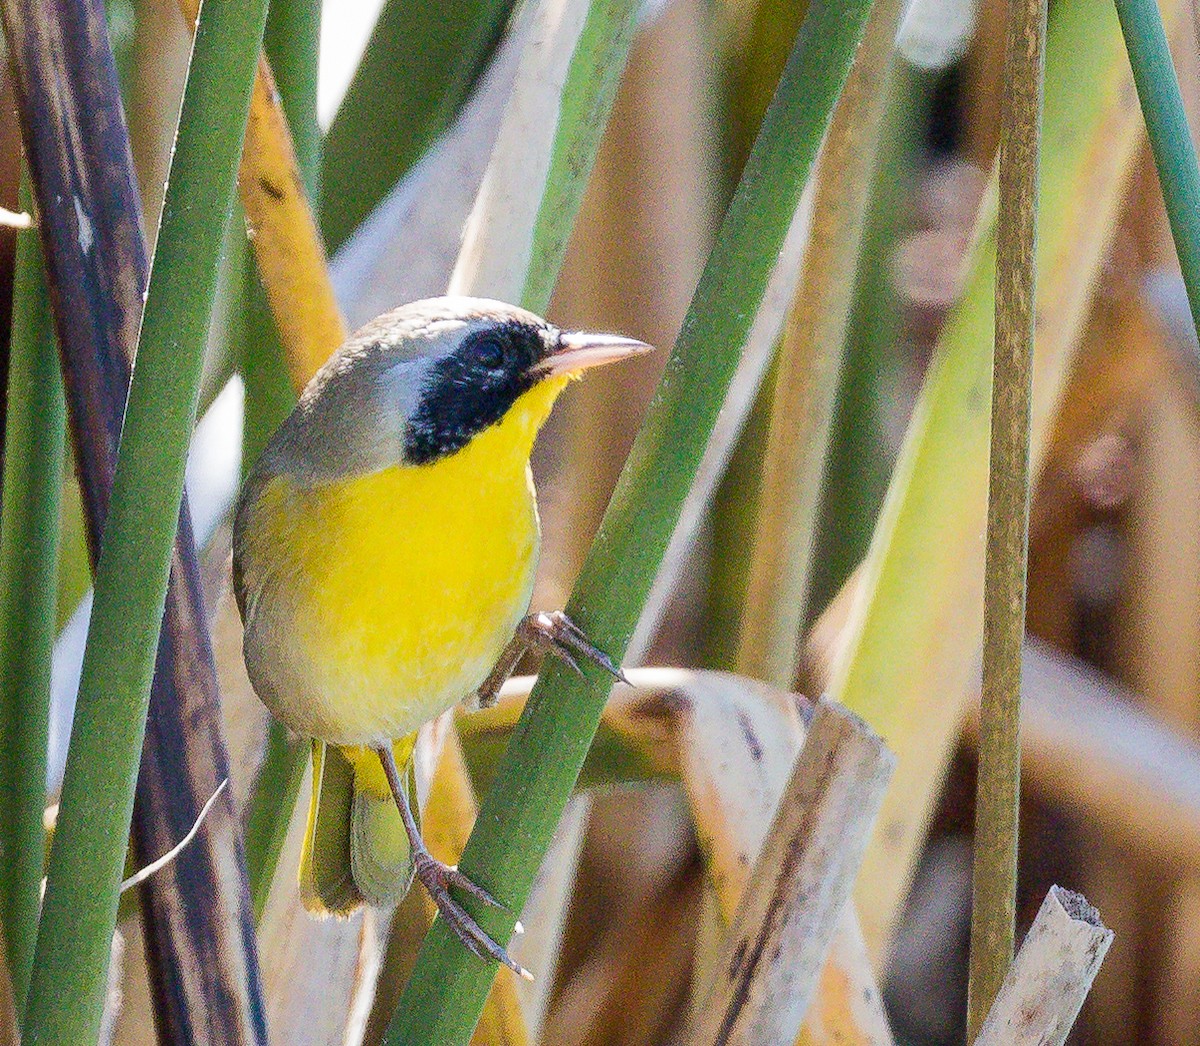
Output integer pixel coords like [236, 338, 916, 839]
[232, 296, 651, 976]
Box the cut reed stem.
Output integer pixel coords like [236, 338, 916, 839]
[973, 887, 1112, 1045]
[688, 702, 893, 1045]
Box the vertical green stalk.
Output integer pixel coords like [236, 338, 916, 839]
[728, 0, 811, 174]
[699, 0, 814, 672]
[238, 239, 297, 479]
[241, 0, 319, 475]
[385, 3, 874, 1042]
[263, 0, 320, 188]
[0, 175, 65, 1017]
[967, 0, 1046, 1035]
[704, 374, 776, 670]
[21, 0, 270, 1040]
[240, 0, 322, 917]
[1114, 0, 1200, 340]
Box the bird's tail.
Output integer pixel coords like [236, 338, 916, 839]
[299, 735, 418, 915]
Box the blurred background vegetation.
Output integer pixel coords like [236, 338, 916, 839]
[1, 0, 1200, 1042]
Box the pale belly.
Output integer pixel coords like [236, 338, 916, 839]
[239, 459, 540, 745]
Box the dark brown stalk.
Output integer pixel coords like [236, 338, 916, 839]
[0, 3, 266, 1043]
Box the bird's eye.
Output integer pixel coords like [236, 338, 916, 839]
[474, 334, 506, 371]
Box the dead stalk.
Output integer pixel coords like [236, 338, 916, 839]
[687, 701, 894, 1046]
[969, 0, 1046, 1028]
[973, 886, 1112, 1046]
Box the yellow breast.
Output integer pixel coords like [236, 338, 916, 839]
[239, 378, 567, 745]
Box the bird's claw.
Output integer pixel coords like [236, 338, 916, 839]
[473, 611, 628, 710]
[413, 851, 531, 980]
[524, 611, 627, 685]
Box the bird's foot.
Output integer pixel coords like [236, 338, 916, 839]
[523, 611, 628, 684]
[475, 610, 628, 709]
[412, 850, 531, 980]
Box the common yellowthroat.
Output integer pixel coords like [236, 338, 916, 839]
[232, 297, 650, 975]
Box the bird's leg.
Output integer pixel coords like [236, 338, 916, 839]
[375, 743, 531, 980]
[475, 610, 627, 710]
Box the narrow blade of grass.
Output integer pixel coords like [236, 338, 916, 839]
[518, 0, 640, 314]
[0, 944, 13, 1046]
[1113, 0, 1200, 339]
[244, 718, 309, 919]
[0, 173, 65, 1018]
[21, 0, 270, 1040]
[385, 3, 875, 1041]
[967, 0, 1046, 1033]
[263, 0, 321, 189]
[628, 168, 815, 664]
[807, 58, 933, 618]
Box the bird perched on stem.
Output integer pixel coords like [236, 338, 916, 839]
[233, 296, 650, 976]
